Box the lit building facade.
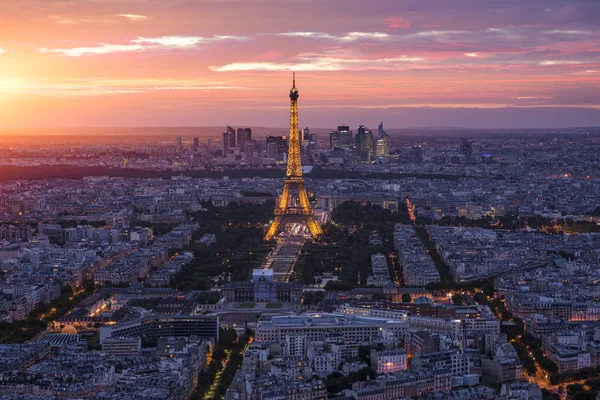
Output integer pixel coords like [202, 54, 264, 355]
[221, 269, 303, 303]
[371, 349, 408, 374]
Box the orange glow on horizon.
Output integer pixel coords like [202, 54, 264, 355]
[0, 1, 599, 128]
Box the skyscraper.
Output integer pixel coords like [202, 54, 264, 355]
[330, 125, 353, 149]
[378, 121, 387, 138]
[244, 140, 255, 160]
[337, 125, 353, 146]
[175, 137, 182, 153]
[221, 132, 229, 157]
[227, 126, 236, 148]
[266, 136, 288, 158]
[329, 130, 340, 149]
[237, 128, 252, 147]
[375, 122, 389, 157]
[358, 125, 374, 163]
[302, 127, 311, 146]
[267, 142, 279, 158]
[301, 127, 315, 163]
[192, 137, 199, 153]
[254, 140, 263, 157]
[375, 136, 389, 157]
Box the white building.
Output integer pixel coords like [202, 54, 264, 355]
[336, 304, 408, 321]
[371, 349, 407, 374]
[254, 313, 408, 343]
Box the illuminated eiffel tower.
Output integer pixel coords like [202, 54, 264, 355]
[264, 74, 323, 241]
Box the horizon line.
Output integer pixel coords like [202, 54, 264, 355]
[2, 125, 600, 133]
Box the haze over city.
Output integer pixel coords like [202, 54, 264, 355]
[0, 2, 600, 400]
[1, 0, 600, 128]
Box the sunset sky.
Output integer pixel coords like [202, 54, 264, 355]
[1, 0, 600, 129]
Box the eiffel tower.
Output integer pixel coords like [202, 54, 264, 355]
[264, 74, 323, 241]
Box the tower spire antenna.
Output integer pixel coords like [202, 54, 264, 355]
[293, 72, 295, 87]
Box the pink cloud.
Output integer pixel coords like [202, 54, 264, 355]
[385, 16, 411, 30]
[255, 51, 284, 61]
[3, 0, 600, 128]
[420, 23, 442, 29]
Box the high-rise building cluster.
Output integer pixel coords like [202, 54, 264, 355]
[329, 122, 389, 164]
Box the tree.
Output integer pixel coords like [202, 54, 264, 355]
[452, 294, 464, 306]
[539, 358, 559, 373]
[62, 285, 74, 297]
[313, 291, 324, 305]
[218, 327, 237, 347]
[59, 220, 77, 229]
[580, 367, 598, 380]
[523, 357, 537, 375]
[401, 293, 412, 303]
[324, 280, 355, 291]
[302, 292, 314, 305]
[358, 346, 371, 364]
[372, 293, 389, 301]
[83, 280, 95, 294]
[542, 389, 561, 400]
[197, 291, 209, 304]
[243, 328, 254, 341]
[208, 291, 220, 304]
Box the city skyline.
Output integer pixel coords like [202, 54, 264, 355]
[1, 0, 600, 129]
[1, 2, 600, 399]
